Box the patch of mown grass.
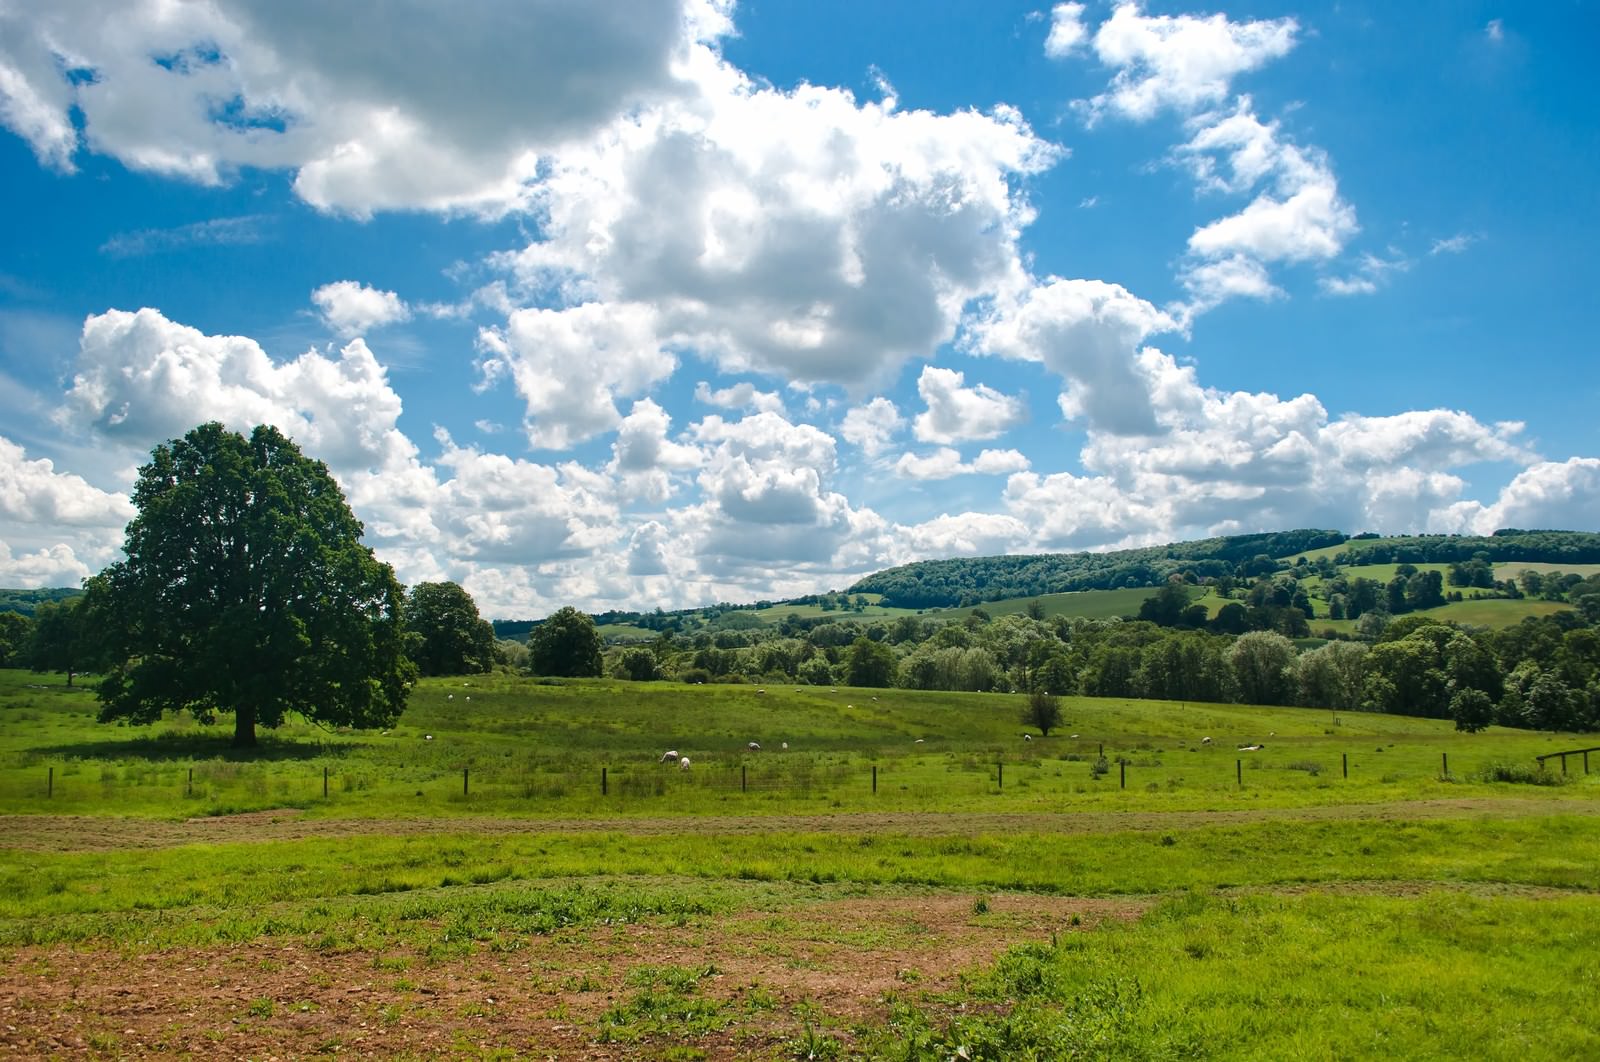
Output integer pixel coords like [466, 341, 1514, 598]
[866, 890, 1600, 1060]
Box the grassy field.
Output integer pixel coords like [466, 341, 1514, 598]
[2, 667, 1597, 1058]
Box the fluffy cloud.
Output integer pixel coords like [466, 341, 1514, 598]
[0, 0, 723, 215]
[0, 435, 133, 529]
[312, 281, 411, 337]
[0, 435, 132, 588]
[1045, 3, 1089, 57]
[894, 447, 1029, 480]
[694, 380, 786, 415]
[608, 399, 701, 504]
[501, 52, 1056, 396]
[912, 366, 1027, 444]
[839, 397, 905, 458]
[475, 302, 676, 449]
[1073, 3, 1298, 124]
[970, 278, 1175, 435]
[61, 308, 417, 474]
[1440, 459, 1600, 535]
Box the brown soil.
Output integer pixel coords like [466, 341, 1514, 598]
[2, 796, 1596, 852]
[0, 892, 1143, 1059]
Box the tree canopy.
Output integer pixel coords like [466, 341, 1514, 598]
[94, 423, 415, 746]
[405, 581, 495, 676]
[528, 606, 603, 677]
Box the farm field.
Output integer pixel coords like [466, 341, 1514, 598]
[2, 669, 1598, 1058]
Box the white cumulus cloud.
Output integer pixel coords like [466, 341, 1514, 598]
[312, 281, 411, 337]
[912, 366, 1027, 445]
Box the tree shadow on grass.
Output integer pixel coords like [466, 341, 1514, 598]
[32, 730, 367, 763]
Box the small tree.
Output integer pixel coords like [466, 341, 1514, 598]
[528, 606, 603, 677]
[405, 581, 495, 676]
[844, 636, 896, 688]
[1023, 690, 1062, 736]
[1450, 688, 1495, 733]
[615, 647, 661, 681]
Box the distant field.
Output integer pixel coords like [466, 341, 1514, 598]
[1496, 561, 1600, 578]
[1312, 596, 1574, 634]
[6, 669, 1596, 1057]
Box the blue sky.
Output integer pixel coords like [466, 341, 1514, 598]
[1, 0, 1595, 618]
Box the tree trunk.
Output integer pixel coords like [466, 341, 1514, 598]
[233, 704, 257, 747]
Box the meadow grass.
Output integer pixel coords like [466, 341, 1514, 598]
[871, 890, 1600, 1061]
[2, 669, 1595, 818]
[4, 667, 1599, 1057]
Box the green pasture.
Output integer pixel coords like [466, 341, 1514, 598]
[4, 669, 1595, 820]
[1495, 560, 1600, 578]
[4, 666, 1600, 1057]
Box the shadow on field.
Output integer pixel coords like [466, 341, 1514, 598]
[32, 732, 364, 763]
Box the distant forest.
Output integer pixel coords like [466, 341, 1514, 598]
[0, 587, 83, 617]
[846, 530, 1600, 610]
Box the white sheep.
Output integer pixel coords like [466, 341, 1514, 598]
[748, 741, 761, 751]
[678, 756, 692, 770]
[914, 738, 925, 744]
[1238, 744, 1264, 752]
[756, 688, 766, 695]
[1201, 736, 1212, 746]
[1022, 733, 1033, 741]
[1070, 734, 1079, 739]
[447, 694, 453, 700]
[660, 749, 680, 764]
[781, 741, 789, 750]
[424, 734, 434, 741]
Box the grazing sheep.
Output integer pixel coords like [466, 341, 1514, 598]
[756, 688, 766, 695]
[1070, 734, 1079, 739]
[447, 694, 453, 700]
[914, 738, 925, 744]
[424, 734, 434, 741]
[781, 741, 789, 750]
[1023, 733, 1033, 741]
[748, 741, 761, 751]
[679, 756, 691, 770]
[1201, 736, 1212, 746]
[660, 749, 679, 764]
[1238, 744, 1264, 752]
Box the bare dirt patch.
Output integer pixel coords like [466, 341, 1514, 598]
[3, 797, 1597, 852]
[0, 892, 1142, 1059]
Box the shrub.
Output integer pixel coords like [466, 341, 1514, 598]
[1474, 762, 1573, 786]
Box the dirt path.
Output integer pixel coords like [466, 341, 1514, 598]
[2, 796, 1596, 852]
[0, 891, 1141, 1059]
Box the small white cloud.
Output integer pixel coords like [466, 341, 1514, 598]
[912, 366, 1027, 445]
[1078, 3, 1299, 124]
[1485, 19, 1504, 43]
[839, 397, 905, 459]
[894, 447, 1030, 480]
[694, 380, 786, 415]
[1318, 251, 1409, 298]
[1045, 3, 1090, 58]
[312, 281, 411, 338]
[1430, 233, 1477, 256]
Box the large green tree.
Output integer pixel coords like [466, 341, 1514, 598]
[528, 606, 603, 677]
[94, 423, 415, 746]
[405, 581, 495, 676]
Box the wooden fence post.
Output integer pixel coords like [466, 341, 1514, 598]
[463, 767, 469, 796]
[998, 763, 1003, 790]
[1442, 752, 1449, 778]
[741, 765, 747, 793]
[323, 766, 328, 798]
[602, 766, 608, 796]
[188, 767, 194, 796]
[1236, 759, 1242, 787]
[47, 766, 52, 799]
[1342, 753, 1348, 779]
[1119, 760, 1125, 789]
[872, 764, 877, 794]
